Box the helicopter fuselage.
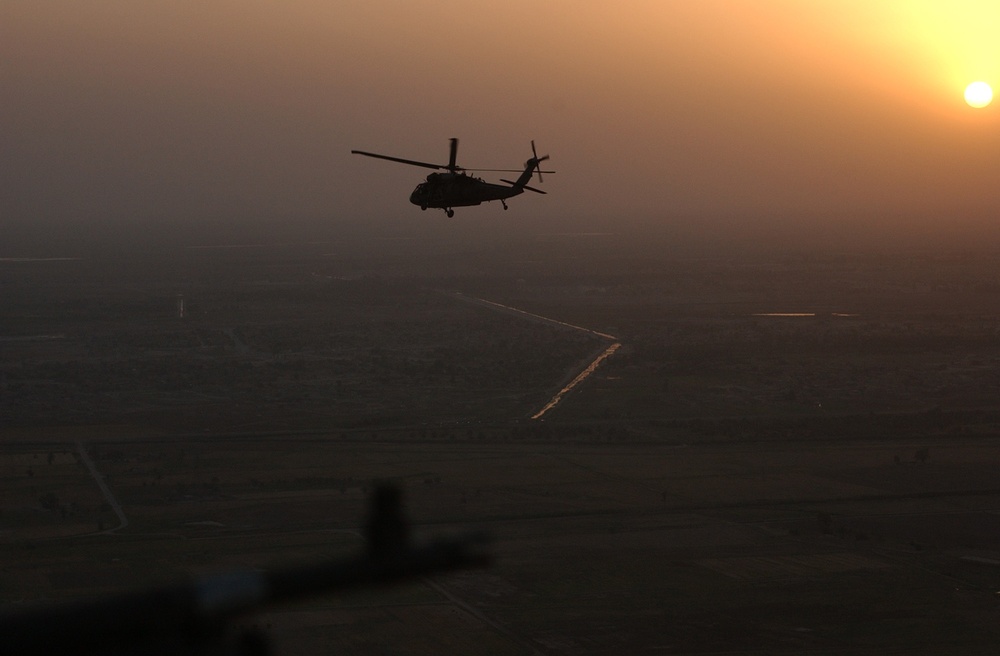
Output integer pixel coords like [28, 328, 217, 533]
[352, 138, 550, 217]
[409, 172, 523, 210]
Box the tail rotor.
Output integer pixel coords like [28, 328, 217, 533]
[529, 140, 550, 183]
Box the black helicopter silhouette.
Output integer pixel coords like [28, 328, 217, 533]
[351, 138, 552, 217]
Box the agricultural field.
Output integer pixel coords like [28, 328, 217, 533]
[5, 238, 1000, 653]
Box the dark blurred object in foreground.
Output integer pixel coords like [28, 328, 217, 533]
[2, 483, 491, 656]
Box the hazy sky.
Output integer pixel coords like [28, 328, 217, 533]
[4, 1, 1000, 247]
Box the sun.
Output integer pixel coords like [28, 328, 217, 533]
[964, 81, 993, 108]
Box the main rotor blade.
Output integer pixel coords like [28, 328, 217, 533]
[351, 150, 451, 171]
[448, 138, 459, 172]
[471, 167, 556, 173]
[500, 179, 547, 193]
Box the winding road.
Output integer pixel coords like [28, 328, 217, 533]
[447, 292, 621, 420]
[76, 441, 128, 533]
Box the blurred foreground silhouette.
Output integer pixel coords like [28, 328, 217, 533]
[2, 484, 490, 656]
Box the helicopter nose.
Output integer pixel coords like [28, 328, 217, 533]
[409, 186, 425, 207]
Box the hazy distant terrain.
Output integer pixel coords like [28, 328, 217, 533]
[1, 254, 596, 432]
[5, 234, 1000, 654]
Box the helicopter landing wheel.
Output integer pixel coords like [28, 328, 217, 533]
[421, 205, 427, 211]
[446, 208, 454, 218]
[502, 200, 508, 210]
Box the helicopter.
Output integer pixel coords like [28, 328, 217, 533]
[351, 138, 552, 217]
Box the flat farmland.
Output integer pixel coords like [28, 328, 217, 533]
[6, 241, 1000, 653]
[6, 433, 1000, 654]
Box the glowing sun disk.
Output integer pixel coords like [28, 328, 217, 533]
[965, 81, 993, 108]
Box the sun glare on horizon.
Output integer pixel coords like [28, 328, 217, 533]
[964, 81, 993, 107]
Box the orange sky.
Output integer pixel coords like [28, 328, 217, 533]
[3, 1, 1000, 247]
